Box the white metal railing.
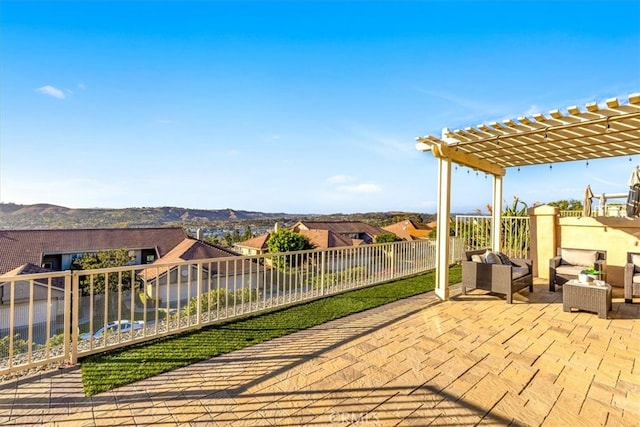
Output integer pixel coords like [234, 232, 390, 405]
[454, 215, 530, 259]
[0, 238, 464, 376]
[559, 204, 628, 218]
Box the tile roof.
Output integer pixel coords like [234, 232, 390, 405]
[0, 227, 187, 275]
[155, 238, 240, 263]
[234, 233, 270, 250]
[141, 238, 254, 281]
[382, 220, 433, 241]
[292, 221, 387, 238]
[0, 263, 65, 289]
[298, 229, 357, 249]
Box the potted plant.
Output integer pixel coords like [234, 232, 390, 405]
[579, 266, 600, 284]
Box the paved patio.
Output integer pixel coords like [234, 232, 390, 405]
[1, 281, 639, 426]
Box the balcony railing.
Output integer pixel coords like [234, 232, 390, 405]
[454, 215, 530, 258]
[0, 238, 464, 377]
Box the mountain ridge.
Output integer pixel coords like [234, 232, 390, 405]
[0, 203, 299, 229]
[0, 203, 434, 230]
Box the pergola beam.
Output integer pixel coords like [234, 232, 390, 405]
[415, 139, 505, 177]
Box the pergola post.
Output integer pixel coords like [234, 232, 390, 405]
[492, 174, 503, 252]
[434, 156, 451, 301]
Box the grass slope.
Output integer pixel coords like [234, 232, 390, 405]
[81, 266, 461, 396]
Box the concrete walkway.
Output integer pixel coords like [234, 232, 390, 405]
[1, 283, 639, 426]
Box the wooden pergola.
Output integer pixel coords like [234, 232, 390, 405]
[416, 92, 640, 300]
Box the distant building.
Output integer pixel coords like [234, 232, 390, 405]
[382, 219, 433, 241]
[291, 221, 388, 246]
[0, 227, 248, 317]
[234, 233, 271, 256]
[0, 227, 189, 275]
[234, 220, 390, 253]
[139, 239, 262, 306]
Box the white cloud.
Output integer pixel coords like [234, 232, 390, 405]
[36, 85, 66, 99]
[337, 183, 382, 194]
[326, 175, 353, 184]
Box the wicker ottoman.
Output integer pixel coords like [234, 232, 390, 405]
[563, 279, 612, 319]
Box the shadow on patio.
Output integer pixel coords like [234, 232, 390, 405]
[1, 281, 639, 426]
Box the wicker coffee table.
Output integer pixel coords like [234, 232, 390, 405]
[563, 279, 612, 319]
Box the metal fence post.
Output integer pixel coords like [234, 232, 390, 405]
[69, 271, 78, 365]
[197, 263, 203, 328]
[320, 251, 326, 295]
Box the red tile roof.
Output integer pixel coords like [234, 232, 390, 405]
[155, 238, 239, 263]
[298, 229, 356, 249]
[0, 228, 187, 275]
[292, 221, 387, 237]
[141, 238, 252, 281]
[382, 220, 432, 241]
[0, 263, 65, 289]
[235, 233, 270, 250]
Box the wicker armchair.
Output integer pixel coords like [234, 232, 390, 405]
[549, 248, 606, 292]
[462, 249, 533, 304]
[624, 252, 640, 303]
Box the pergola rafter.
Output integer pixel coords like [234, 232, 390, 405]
[417, 93, 640, 170]
[416, 93, 640, 301]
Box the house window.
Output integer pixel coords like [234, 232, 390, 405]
[42, 262, 52, 269]
[146, 255, 155, 263]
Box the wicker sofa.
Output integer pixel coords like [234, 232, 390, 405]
[461, 249, 533, 304]
[624, 252, 640, 303]
[549, 248, 606, 292]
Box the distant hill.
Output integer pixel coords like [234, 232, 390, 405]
[0, 203, 299, 229]
[0, 203, 436, 230]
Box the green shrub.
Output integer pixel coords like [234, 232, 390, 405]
[311, 266, 368, 289]
[0, 334, 30, 356]
[181, 288, 261, 316]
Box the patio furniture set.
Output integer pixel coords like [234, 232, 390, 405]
[462, 247, 640, 319]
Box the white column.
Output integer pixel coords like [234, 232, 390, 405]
[492, 174, 503, 252]
[435, 156, 451, 300]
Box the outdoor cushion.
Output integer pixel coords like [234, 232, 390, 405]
[471, 254, 483, 263]
[512, 266, 530, 280]
[560, 248, 597, 267]
[556, 265, 585, 276]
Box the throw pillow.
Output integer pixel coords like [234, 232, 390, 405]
[632, 254, 640, 273]
[484, 250, 501, 264]
[496, 252, 512, 265]
[471, 254, 483, 263]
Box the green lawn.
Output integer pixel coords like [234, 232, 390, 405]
[81, 265, 461, 396]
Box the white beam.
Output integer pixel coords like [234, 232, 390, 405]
[435, 156, 451, 301]
[492, 175, 503, 252]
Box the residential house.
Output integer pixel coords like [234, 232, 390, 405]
[0, 263, 66, 332]
[0, 228, 253, 336]
[234, 233, 270, 256]
[139, 239, 265, 306]
[383, 219, 433, 241]
[291, 221, 389, 246]
[235, 220, 391, 253]
[0, 227, 189, 275]
[235, 221, 394, 276]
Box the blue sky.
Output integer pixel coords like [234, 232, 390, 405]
[1, 1, 639, 215]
